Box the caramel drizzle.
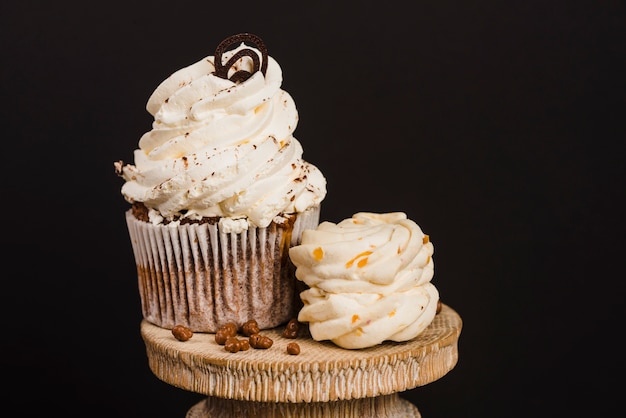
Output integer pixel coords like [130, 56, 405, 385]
[213, 33, 268, 83]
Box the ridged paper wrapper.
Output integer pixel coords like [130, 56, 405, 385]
[125, 206, 320, 332]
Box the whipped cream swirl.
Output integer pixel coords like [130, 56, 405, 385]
[116, 42, 326, 228]
[289, 212, 439, 349]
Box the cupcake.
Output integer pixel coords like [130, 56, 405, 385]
[114, 33, 326, 332]
[288, 212, 439, 349]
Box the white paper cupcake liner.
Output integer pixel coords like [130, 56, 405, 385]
[125, 206, 320, 332]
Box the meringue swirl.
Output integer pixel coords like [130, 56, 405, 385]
[289, 212, 439, 349]
[117, 41, 326, 228]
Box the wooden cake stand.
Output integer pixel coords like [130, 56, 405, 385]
[140, 304, 462, 417]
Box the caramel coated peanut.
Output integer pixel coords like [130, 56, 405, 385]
[224, 336, 241, 353]
[171, 325, 193, 342]
[215, 322, 239, 345]
[286, 342, 300, 355]
[249, 333, 273, 349]
[282, 318, 300, 339]
[242, 319, 260, 336]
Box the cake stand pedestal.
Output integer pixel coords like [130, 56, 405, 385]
[140, 304, 462, 418]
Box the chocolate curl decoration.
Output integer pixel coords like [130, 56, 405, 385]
[213, 33, 268, 83]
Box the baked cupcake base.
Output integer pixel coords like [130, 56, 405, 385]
[126, 205, 320, 332]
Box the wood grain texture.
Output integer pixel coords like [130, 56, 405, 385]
[186, 394, 422, 418]
[141, 304, 462, 404]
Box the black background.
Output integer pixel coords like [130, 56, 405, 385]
[2, 1, 625, 417]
